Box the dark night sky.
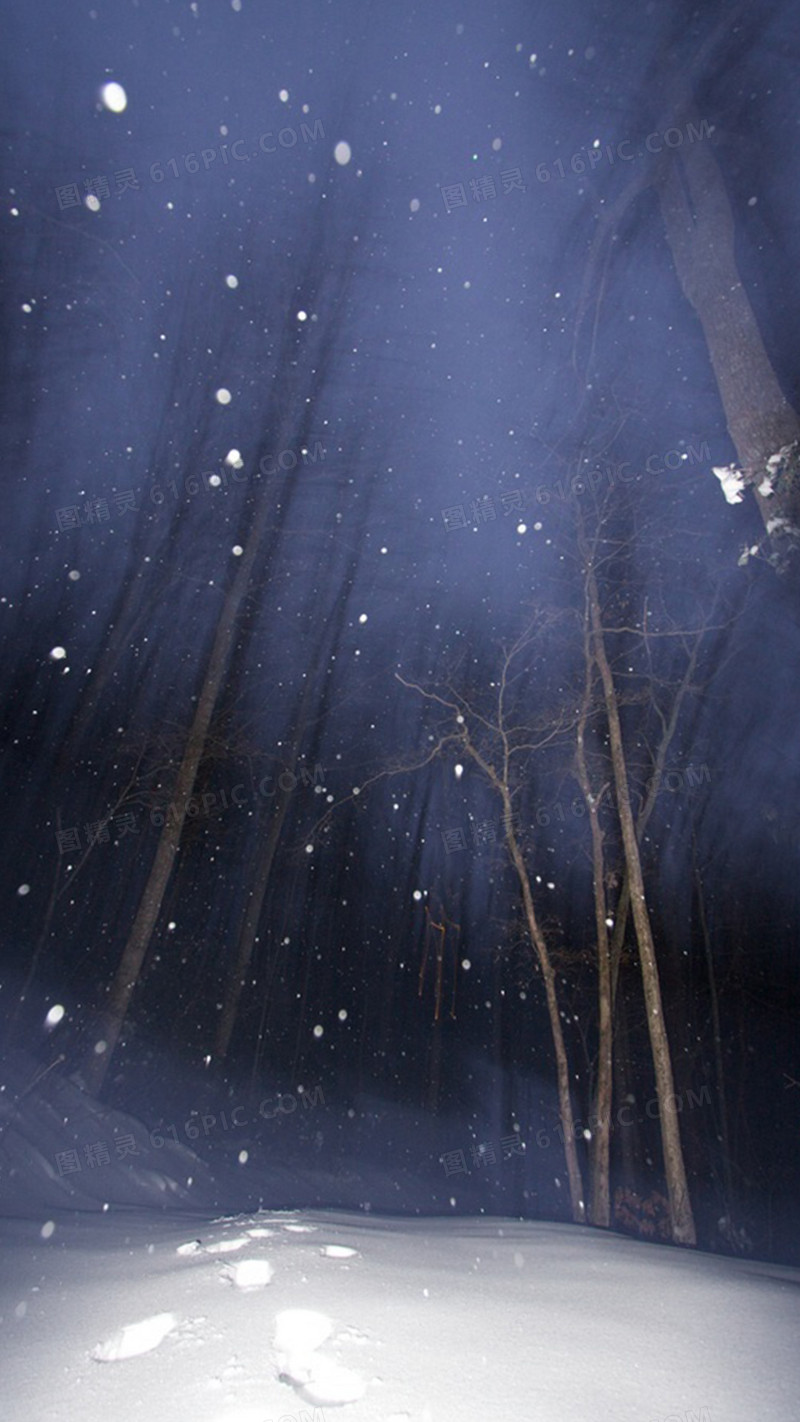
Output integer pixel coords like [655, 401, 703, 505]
[1, 0, 799, 1257]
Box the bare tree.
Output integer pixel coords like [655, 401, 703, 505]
[573, 498, 697, 1244]
[572, 610, 614, 1228]
[394, 635, 588, 1226]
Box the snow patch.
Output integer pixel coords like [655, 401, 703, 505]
[712, 464, 746, 504]
[294, 1355, 366, 1407]
[221, 1257, 274, 1290]
[92, 1311, 178, 1362]
[205, 1235, 251, 1254]
[274, 1307, 333, 1355]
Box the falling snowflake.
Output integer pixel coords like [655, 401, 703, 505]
[100, 82, 127, 113]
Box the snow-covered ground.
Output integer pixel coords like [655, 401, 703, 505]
[1, 1049, 798, 1421]
[1, 1205, 799, 1422]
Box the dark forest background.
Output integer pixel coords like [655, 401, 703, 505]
[1, 0, 798, 1261]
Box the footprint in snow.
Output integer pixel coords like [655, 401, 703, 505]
[177, 1235, 256, 1257]
[176, 1239, 203, 1256]
[274, 1309, 366, 1408]
[205, 1235, 252, 1254]
[336, 1325, 370, 1345]
[293, 1356, 366, 1408]
[274, 1308, 333, 1354]
[220, 1258, 274, 1291]
[92, 1311, 179, 1362]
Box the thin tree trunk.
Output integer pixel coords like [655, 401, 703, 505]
[574, 615, 613, 1227]
[426, 1016, 443, 1115]
[214, 508, 372, 1063]
[505, 822, 586, 1224]
[693, 837, 734, 1218]
[82, 418, 295, 1095]
[11, 811, 64, 1037]
[586, 561, 696, 1245]
[80, 207, 355, 1095]
[213, 741, 304, 1065]
[612, 986, 641, 1196]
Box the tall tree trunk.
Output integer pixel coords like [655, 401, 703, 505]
[213, 792, 290, 1063]
[693, 838, 734, 1222]
[80, 205, 355, 1095]
[657, 115, 800, 576]
[214, 494, 375, 1064]
[612, 985, 642, 1197]
[81, 466, 283, 1094]
[586, 561, 696, 1245]
[505, 819, 586, 1224]
[574, 617, 613, 1227]
[426, 1016, 443, 1115]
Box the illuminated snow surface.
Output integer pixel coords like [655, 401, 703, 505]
[0, 1206, 798, 1420]
[0, 1053, 796, 1419]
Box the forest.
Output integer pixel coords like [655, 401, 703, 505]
[1, 0, 799, 1277]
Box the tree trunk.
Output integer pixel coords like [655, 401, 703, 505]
[612, 985, 642, 1196]
[214, 511, 373, 1065]
[693, 838, 735, 1221]
[657, 119, 800, 575]
[574, 621, 613, 1227]
[426, 1015, 443, 1115]
[81, 425, 292, 1096]
[505, 816, 586, 1224]
[586, 561, 696, 1245]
